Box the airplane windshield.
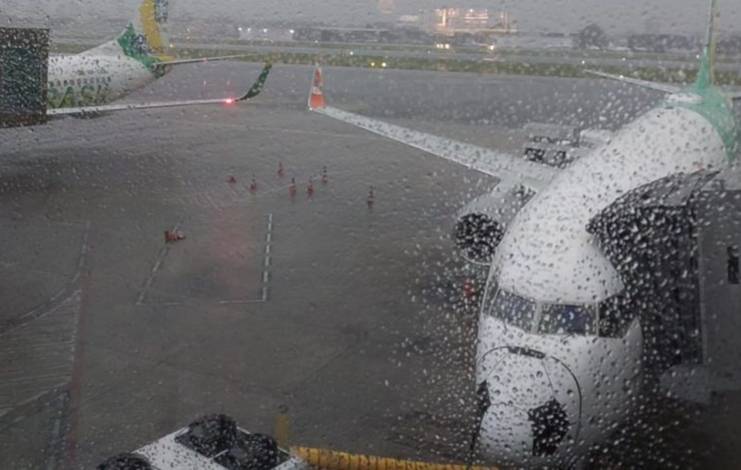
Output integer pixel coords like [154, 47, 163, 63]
[537, 303, 597, 335]
[487, 288, 537, 331]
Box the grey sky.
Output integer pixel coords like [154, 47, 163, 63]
[6, 0, 741, 35]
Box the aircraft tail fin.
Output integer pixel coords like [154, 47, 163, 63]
[83, 0, 173, 66]
[308, 65, 327, 110]
[695, 0, 719, 89]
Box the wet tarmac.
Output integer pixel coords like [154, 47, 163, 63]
[0, 63, 739, 469]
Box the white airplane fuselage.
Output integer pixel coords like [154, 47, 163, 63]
[475, 94, 732, 465]
[46, 51, 160, 109]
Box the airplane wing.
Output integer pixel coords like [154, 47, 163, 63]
[153, 55, 252, 67]
[48, 63, 271, 118]
[584, 70, 682, 94]
[307, 67, 558, 192]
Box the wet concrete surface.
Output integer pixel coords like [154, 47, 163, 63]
[0, 63, 739, 469]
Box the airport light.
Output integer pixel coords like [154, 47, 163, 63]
[381, 62, 387, 68]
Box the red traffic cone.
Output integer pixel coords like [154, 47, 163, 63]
[278, 162, 285, 177]
[308, 66, 326, 110]
[307, 179, 315, 197]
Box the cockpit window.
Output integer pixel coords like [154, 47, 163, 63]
[487, 288, 537, 331]
[538, 303, 597, 335]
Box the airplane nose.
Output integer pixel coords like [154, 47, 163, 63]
[476, 347, 581, 466]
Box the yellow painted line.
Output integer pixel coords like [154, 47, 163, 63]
[290, 447, 498, 470]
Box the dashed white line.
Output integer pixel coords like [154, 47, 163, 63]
[136, 222, 180, 306]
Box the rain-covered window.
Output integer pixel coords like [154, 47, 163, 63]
[486, 288, 537, 331]
[537, 303, 597, 335]
[3, 0, 741, 469]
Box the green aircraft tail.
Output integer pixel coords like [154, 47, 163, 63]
[695, 0, 718, 90]
[113, 0, 173, 72]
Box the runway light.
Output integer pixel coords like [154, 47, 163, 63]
[225, 98, 235, 104]
[370, 61, 376, 67]
[381, 62, 387, 68]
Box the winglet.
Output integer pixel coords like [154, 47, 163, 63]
[308, 65, 326, 110]
[239, 63, 272, 101]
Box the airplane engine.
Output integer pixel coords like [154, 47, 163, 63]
[454, 212, 503, 263]
[453, 185, 535, 263]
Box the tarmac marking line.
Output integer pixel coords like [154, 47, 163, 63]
[136, 222, 181, 306]
[0, 222, 90, 336]
[260, 213, 273, 303]
[138, 215, 274, 306]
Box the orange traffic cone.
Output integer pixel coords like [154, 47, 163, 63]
[307, 179, 315, 197]
[308, 66, 326, 110]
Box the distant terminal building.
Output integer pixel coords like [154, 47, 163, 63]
[432, 7, 515, 35]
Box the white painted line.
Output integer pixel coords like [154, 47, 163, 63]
[138, 301, 186, 307]
[136, 222, 180, 306]
[218, 299, 265, 305]
[259, 213, 273, 303]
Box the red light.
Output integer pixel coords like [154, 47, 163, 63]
[225, 98, 234, 104]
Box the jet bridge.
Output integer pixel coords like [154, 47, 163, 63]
[0, 27, 49, 127]
[588, 167, 741, 403]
